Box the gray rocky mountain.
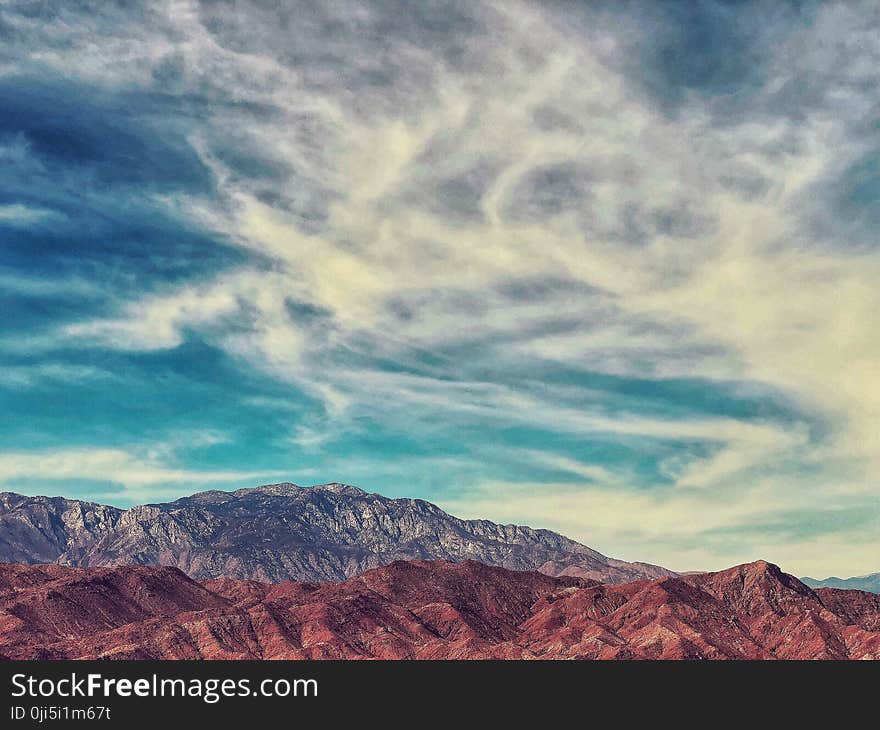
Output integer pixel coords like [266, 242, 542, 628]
[0, 492, 122, 563]
[0, 483, 674, 583]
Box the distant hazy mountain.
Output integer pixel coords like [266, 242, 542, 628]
[802, 572, 880, 594]
[0, 483, 674, 584]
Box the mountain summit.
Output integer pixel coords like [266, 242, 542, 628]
[0, 483, 673, 584]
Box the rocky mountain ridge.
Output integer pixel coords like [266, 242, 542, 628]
[0, 483, 673, 584]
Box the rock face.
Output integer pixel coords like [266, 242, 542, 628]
[0, 484, 673, 584]
[802, 572, 880, 594]
[0, 493, 122, 564]
[1, 559, 877, 660]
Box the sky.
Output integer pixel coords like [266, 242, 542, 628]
[0, 0, 878, 577]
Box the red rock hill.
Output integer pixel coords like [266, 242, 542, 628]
[1, 559, 877, 659]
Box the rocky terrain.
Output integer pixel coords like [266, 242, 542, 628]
[802, 572, 880, 594]
[0, 492, 122, 564]
[1, 559, 878, 659]
[0, 483, 673, 584]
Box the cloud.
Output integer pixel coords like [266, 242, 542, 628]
[63, 273, 246, 350]
[0, 446, 285, 504]
[1, 0, 878, 573]
[439, 477, 880, 577]
[0, 203, 62, 227]
[516, 450, 621, 485]
[0, 363, 111, 389]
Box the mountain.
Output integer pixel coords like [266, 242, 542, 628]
[802, 572, 880, 594]
[1, 559, 877, 659]
[0, 492, 122, 563]
[0, 483, 673, 584]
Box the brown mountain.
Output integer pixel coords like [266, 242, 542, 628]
[0, 484, 673, 584]
[1, 559, 878, 659]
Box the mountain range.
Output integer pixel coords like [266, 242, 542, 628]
[802, 573, 880, 594]
[0, 483, 674, 584]
[1, 559, 878, 659]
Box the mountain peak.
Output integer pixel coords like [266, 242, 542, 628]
[310, 482, 369, 496]
[685, 559, 785, 582]
[226, 482, 368, 498]
[740, 559, 783, 577]
[233, 482, 302, 497]
[683, 558, 819, 614]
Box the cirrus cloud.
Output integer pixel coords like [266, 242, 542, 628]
[1, 0, 878, 575]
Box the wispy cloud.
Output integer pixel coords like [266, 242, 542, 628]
[438, 474, 880, 577]
[1, 0, 878, 573]
[0, 363, 111, 389]
[0, 203, 62, 227]
[0, 446, 285, 504]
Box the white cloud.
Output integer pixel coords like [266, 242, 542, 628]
[439, 477, 879, 577]
[6, 1, 880, 571]
[0, 364, 111, 389]
[0, 203, 62, 227]
[0, 446, 285, 503]
[516, 450, 621, 485]
[63, 274, 246, 350]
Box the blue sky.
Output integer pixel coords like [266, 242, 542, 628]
[0, 0, 878, 575]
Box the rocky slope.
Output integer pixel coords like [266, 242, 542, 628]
[802, 572, 880, 594]
[0, 484, 673, 584]
[1, 559, 878, 659]
[0, 493, 122, 563]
